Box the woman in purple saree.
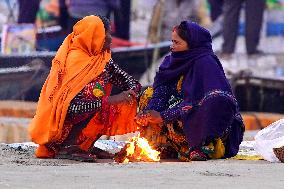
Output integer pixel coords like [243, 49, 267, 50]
[136, 21, 244, 161]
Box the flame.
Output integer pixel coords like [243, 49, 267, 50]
[122, 136, 160, 163]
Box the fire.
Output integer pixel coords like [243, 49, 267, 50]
[114, 136, 160, 163]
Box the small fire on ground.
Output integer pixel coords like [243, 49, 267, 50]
[114, 136, 160, 163]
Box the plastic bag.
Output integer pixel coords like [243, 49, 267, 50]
[254, 119, 284, 162]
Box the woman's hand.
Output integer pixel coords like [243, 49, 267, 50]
[135, 111, 150, 126]
[107, 89, 136, 105]
[147, 110, 163, 124]
[135, 110, 163, 125]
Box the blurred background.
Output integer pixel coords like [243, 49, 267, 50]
[0, 0, 284, 143]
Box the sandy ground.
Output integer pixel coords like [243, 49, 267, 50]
[0, 143, 284, 189]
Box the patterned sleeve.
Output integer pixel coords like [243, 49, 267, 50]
[160, 104, 182, 123]
[148, 83, 187, 123]
[67, 96, 102, 116]
[145, 84, 174, 112]
[107, 60, 142, 94]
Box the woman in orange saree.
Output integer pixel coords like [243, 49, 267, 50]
[29, 15, 141, 162]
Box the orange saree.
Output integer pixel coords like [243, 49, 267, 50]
[29, 15, 138, 158]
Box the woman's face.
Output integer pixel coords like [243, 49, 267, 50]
[171, 30, 189, 52]
[102, 29, 112, 52]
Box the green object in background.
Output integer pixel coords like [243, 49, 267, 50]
[37, 8, 56, 22]
[37, 9, 49, 21]
[266, 0, 284, 10]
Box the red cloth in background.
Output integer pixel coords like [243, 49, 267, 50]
[111, 37, 143, 48]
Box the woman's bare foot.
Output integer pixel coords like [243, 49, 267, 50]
[90, 147, 115, 159]
[55, 145, 97, 162]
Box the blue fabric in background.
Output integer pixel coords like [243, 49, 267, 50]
[239, 22, 284, 36]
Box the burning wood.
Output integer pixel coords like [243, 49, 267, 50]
[114, 136, 160, 163]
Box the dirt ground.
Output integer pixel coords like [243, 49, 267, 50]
[0, 144, 284, 189]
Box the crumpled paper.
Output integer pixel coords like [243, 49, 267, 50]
[94, 140, 126, 154]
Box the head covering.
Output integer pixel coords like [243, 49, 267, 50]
[153, 21, 243, 157]
[153, 21, 231, 101]
[29, 15, 111, 145]
[153, 21, 214, 88]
